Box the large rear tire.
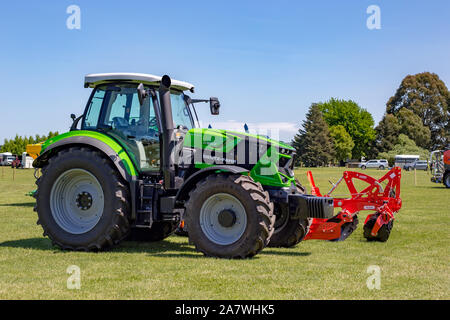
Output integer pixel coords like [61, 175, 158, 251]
[34, 147, 130, 251]
[185, 174, 274, 258]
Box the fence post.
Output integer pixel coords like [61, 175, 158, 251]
[414, 168, 417, 186]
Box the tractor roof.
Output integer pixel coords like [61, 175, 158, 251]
[84, 73, 195, 92]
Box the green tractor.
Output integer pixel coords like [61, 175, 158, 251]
[30, 73, 333, 258]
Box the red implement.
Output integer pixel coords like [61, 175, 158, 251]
[304, 167, 402, 242]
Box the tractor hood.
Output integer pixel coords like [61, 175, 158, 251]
[182, 128, 297, 187]
[183, 128, 295, 154]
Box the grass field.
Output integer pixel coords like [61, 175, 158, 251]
[0, 166, 448, 300]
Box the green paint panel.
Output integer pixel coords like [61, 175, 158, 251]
[41, 131, 138, 177]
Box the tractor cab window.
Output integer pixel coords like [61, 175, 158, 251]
[155, 90, 194, 129]
[82, 84, 160, 172]
[170, 91, 194, 129]
[83, 89, 105, 129]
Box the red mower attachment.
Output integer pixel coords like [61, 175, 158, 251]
[304, 167, 402, 242]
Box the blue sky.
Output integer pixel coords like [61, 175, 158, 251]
[0, 0, 449, 142]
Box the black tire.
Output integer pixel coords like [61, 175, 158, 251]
[127, 222, 179, 241]
[267, 183, 309, 248]
[34, 147, 130, 251]
[361, 165, 366, 170]
[185, 174, 274, 258]
[444, 172, 450, 188]
[379, 165, 385, 170]
[363, 214, 394, 242]
[331, 216, 359, 241]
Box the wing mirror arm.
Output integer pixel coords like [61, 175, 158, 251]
[188, 97, 221, 115]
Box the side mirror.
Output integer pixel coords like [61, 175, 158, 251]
[137, 83, 148, 106]
[70, 114, 76, 122]
[210, 97, 220, 115]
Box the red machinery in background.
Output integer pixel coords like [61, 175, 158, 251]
[304, 167, 402, 242]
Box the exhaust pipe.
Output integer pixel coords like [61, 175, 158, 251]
[159, 75, 175, 189]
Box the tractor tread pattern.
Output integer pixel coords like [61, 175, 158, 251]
[267, 181, 309, 248]
[185, 174, 274, 259]
[34, 146, 130, 251]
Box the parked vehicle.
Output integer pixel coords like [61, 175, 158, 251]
[394, 155, 419, 168]
[430, 149, 450, 188]
[3, 155, 16, 166]
[0, 152, 13, 165]
[359, 159, 388, 170]
[403, 159, 428, 171]
[28, 72, 332, 259]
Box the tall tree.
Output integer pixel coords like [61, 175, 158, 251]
[386, 72, 450, 149]
[329, 125, 354, 163]
[317, 98, 375, 159]
[293, 104, 334, 167]
[379, 134, 430, 165]
[368, 114, 401, 158]
[397, 108, 431, 148]
[1, 132, 59, 155]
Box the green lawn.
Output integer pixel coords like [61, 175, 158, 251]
[0, 166, 448, 299]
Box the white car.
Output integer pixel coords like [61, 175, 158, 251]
[360, 159, 388, 170]
[2, 156, 16, 166]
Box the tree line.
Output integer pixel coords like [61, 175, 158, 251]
[293, 72, 450, 166]
[1, 132, 59, 155]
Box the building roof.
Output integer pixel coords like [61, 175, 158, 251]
[84, 73, 195, 92]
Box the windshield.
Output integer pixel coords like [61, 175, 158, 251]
[168, 91, 194, 129]
[82, 84, 195, 134]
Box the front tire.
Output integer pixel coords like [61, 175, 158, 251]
[444, 172, 450, 188]
[185, 174, 274, 258]
[267, 184, 309, 248]
[35, 147, 130, 251]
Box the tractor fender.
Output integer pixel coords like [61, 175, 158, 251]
[175, 165, 249, 203]
[33, 136, 134, 183]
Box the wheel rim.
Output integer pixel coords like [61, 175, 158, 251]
[50, 169, 104, 234]
[445, 175, 450, 186]
[199, 193, 247, 245]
